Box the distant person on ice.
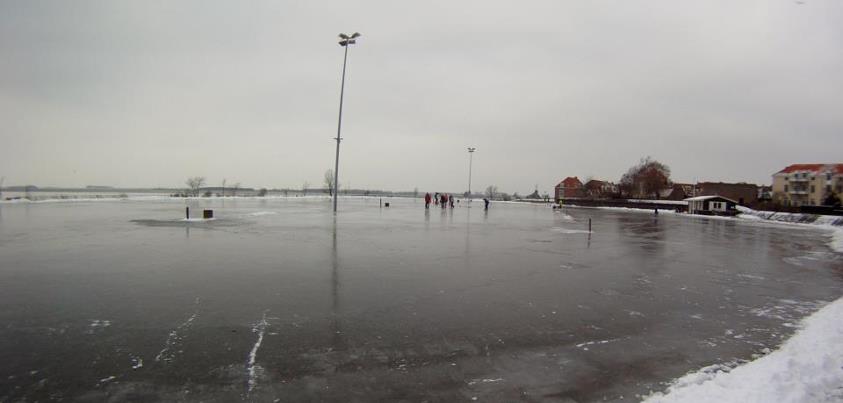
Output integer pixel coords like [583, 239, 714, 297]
[434, 192, 440, 205]
[424, 192, 431, 209]
[449, 194, 455, 208]
[440, 193, 447, 208]
[483, 198, 490, 210]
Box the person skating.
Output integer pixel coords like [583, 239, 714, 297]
[424, 192, 431, 209]
[483, 198, 490, 210]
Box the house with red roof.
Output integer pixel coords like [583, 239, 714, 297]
[554, 177, 584, 201]
[772, 164, 843, 206]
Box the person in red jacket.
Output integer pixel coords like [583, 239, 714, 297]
[424, 192, 431, 209]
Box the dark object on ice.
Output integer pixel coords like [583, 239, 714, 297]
[483, 198, 490, 210]
[654, 208, 659, 215]
[384, 202, 390, 207]
[186, 207, 190, 219]
[203, 209, 213, 219]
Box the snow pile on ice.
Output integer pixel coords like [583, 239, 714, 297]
[643, 297, 843, 403]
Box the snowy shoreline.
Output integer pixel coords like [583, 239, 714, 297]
[642, 296, 843, 403]
[563, 203, 843, 254]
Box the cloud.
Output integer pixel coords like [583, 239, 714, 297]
[1, 0, 841, 192]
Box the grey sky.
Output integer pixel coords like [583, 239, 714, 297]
[2, 1, 841, 194]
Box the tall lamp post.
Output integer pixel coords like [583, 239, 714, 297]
[333, 32, 361, 213]
[467, 147, 476, 201]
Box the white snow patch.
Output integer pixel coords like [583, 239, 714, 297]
[98, 375, 116, 384]
[748, 299, 824, 322]
[551, 227, 592, 234]
[736, 274, 765, 281]
[155, 312, 197, 363]
[467, 378, 504, 386]
[246, 311, 269, 394]
[575, 338, 619, 350]
[643, 297, 843, 403]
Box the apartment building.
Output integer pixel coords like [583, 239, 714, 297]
[771, 164, 843, 206]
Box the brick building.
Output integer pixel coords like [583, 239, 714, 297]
[583, 180, 618, 199]
[555, 177, 584, 201]
[696, 182, 759, 207]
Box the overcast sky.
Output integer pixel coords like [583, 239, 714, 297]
[1, 1, 841, 193]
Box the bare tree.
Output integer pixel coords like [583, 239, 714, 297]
[619, 156, 671, 199]
[186, 176, 205, 197]
[324, 169, 334, 196]
[302, 181, 310, 196]
[485, 185, 498, 200]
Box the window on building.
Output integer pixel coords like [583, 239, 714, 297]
[811, 185, 815, 193]
[828, 185, 832, 193]
[785, 184, 789, 192]
[827, 173, 833, 180]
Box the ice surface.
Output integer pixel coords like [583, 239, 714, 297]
[643, 296, 843, 403]
[0, 197, 840, 401]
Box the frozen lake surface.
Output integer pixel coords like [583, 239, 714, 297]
[0, 197, 841, 402]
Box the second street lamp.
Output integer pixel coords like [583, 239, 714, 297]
[467, 147, 476, 202]
[333, 32, 360, 213]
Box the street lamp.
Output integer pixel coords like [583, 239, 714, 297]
[467, 147, 476, 201]
[333, 32, 361, 213]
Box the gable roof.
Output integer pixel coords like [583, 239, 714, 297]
[557, 177, 583, 188]
[684, 195, 738, 203]
[776, 164, 843, 175]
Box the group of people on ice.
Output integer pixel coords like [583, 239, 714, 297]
[424, 192, 491, 210]
[425, 192, 455, 209]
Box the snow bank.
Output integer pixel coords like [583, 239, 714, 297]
[643, 297, 843, 403]
[831, 227, 843, 254]
[736, 208, 843, 253]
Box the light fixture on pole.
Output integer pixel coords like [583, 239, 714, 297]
[333, 32, 361, 213]
[467, 147, 476, 201]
